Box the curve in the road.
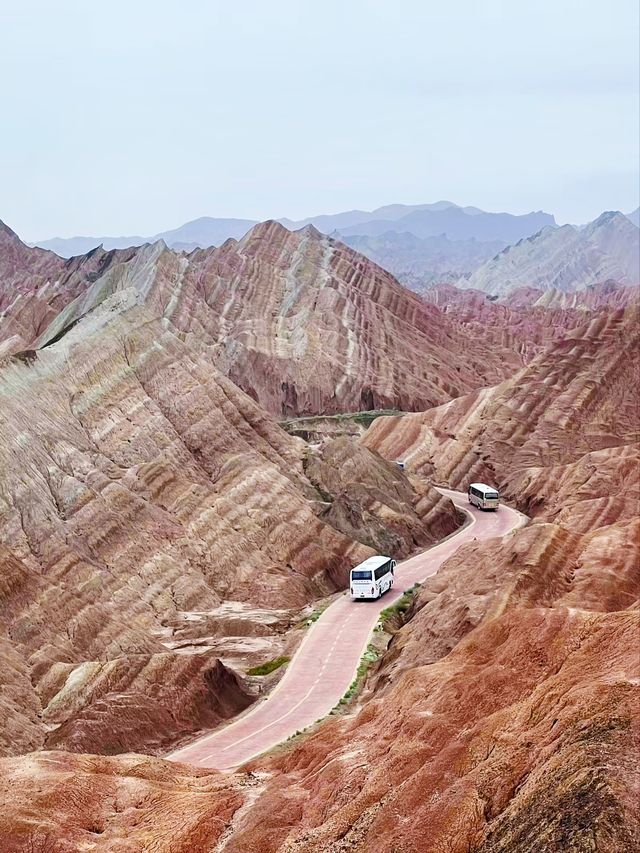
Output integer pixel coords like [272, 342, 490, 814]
[167, 489, 526, 771]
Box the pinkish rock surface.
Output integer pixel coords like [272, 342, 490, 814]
[423, 280, 639, 362]
[0, 229, 461, 758]
[0, 215, 638, 853]
[6, 219, 521, 415]
[364, 307, 639, 528]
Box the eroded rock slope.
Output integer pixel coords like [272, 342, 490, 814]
[203, 307, 639, 852]
[462, 211, 639, 296]
[1, 218, 638, 853]
[4, 218, 519, 416]
[364, 307, 640, 528]
[423, 280, 639, 362]
[0, 232, 461, 758]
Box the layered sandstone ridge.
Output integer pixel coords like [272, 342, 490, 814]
[5, 218, 519, 416]
[0, 220, 140, 358]
[423, 280, 639, 361]
[199, 309, 639, 852]
[2, 217, 639, 851]
[364, 307, 640, 528]
[0, 259, 461, 757]
[186, 307, 638, 852]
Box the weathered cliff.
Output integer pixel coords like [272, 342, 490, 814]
[0, 263, 460, 757]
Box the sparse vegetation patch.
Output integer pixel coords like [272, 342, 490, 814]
[246, 656, 291, 677]
[379, 583, 421, 624]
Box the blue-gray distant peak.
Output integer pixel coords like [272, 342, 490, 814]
[625, 208, 640, 227]
[33, 202, 556, 258]
[335, 206, 556, 243]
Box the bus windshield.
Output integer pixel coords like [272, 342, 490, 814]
[351, 570, 373, 580]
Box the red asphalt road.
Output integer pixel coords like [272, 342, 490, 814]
[168, 489, 525, 771]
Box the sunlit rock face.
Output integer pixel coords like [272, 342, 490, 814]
[145, 220, 516, 416]
[0, 220, 140, 358]
[2, 215, 638, 852]
[176, 314, 639, 853]
[223, 608, 639, 853]
[0, 751, 245, 851]
[189, 308, 638, 853]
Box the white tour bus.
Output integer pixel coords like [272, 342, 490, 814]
[468, 482, 500, 510]
[350, 555, 396, 600]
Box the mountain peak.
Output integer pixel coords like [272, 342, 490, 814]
[0, 219, 22, 242]
[463, 210, 640, 296]
[298, 223, 323, 239]
[592, 210, 623, 224]
[239, 219, 293, 246]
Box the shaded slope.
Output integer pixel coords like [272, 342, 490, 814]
[0, 220, 139, 357]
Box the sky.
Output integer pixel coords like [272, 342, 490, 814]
[1, 0, 638, 240]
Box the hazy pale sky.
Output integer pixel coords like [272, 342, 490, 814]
[2, 0, 638, 240]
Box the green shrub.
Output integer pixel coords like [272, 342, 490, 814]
[246, 655, 291, 677]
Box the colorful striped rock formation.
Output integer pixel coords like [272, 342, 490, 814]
[0, 223, 462, 760]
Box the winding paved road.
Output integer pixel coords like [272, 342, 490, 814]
[168, 489, 525, 771]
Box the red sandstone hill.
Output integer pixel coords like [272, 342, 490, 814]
[197, 307, 638, 853]
[1, 219, 639, 852]
[0, 220, 141, 359]
[3, 529, 637, 852]
[501, 279, 639, 310]
[177, 220, 518, 415]
[422, 280, 639, 362]
[0, 234, 462, 759]
[2, 217, 520, 415]
[363, 306, 640, 526]
[0, 312, 637, 852]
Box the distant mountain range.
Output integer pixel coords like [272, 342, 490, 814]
[461, 211, 639, 295]
[627, 207, 640, 227]
[334, 206, 555, 243]
[29, 202, 640, 298]
[33, 218, 257, 258]
[338, 208, 640, 294]
[341, 232, 506, 292]
[34, 201, 555, 257]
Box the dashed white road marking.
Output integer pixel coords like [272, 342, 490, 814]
[218, 620, 350, 755]
[169, 492, 525, 768]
